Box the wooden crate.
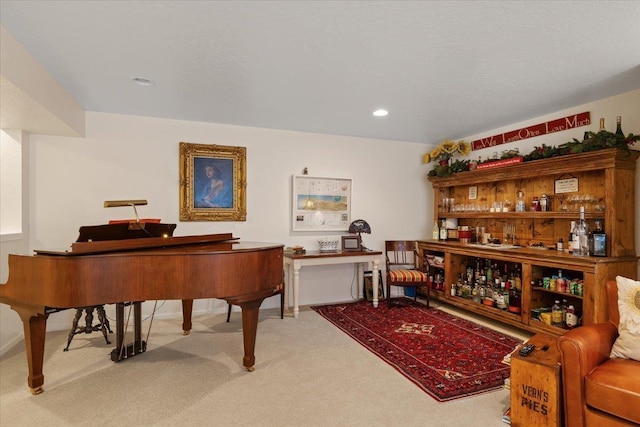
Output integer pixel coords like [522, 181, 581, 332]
[510, 334, 562, 427]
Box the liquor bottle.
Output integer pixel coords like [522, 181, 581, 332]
[592, 219, 607, 257]
[515, 190, 526, 212]
[503, 281, 509, 307]
[615, 116, 624, 139]
[439, 220, 447, 241]
[483, 276, 492, 301]
[466, 262, 474, 283]
[540, 193, 549, 211]
[513, 265, 522, 291]
[508, 284, 521, 314]
[567, 221, 576, 253]
[472, 283, 480, 303]
[495, 288, 505, 309]
[573, 207, 589, 256]
[432, 222, 440, 240]
[450, 280, 457, 297]
[557, 270, 566, 293]
[494, 263, 500, 280]
[551, 300, 563, 328]
[457, 275, 464, 297]
[566, 305, 578, 329]
[531, 196, 540, 211]
[497, 281, 507, 310]
[463, 279, 472, 299]
[562, 299, 568, 327]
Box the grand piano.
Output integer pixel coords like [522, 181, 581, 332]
[0, 226, 284, 394]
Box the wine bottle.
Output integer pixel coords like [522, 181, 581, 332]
[615, 116, 624, 139]
[573, 207, 589, 256]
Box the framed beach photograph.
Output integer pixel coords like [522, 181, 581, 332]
[179, 142, 246, 221]
[291, 175, 351, 231]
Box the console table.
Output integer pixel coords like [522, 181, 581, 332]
[283, 249, 383, 318]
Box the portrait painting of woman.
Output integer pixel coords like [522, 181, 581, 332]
[193, 157, 233, 208]
[179, 142, 246, 222]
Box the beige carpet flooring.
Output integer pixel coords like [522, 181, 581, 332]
[1, 300, 531, 427]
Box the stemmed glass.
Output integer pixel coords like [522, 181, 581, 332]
[556, 194, 567, 211]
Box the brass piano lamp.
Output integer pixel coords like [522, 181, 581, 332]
[104, 199, 148, 229]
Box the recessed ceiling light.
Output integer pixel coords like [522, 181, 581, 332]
[373, 109, 388, 117]
[132, 77, 154, 86]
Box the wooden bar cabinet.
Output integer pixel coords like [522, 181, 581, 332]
[418, 148, 639, 336]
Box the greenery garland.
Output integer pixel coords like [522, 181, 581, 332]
[427, 130, 640, 178]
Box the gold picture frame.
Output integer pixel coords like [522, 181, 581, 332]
[179, 142, 246, 221]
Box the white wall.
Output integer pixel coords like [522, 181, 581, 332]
[10, 112, 430, 338]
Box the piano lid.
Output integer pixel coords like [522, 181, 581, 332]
[35, 233, 238, 256]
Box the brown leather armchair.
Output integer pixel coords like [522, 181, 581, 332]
[557, 281, 640, 426]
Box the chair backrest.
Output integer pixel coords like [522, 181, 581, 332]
[606, 280, 620, 327]
[385, 240, 419, 270]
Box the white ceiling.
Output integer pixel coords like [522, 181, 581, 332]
[1, 1, 639, 144]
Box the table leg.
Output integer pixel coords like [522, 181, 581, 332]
[372, 258, 380, 308]
[357, 263, 364, 300]
[284, 264, 290, 312]
[293, 263, 301, 318]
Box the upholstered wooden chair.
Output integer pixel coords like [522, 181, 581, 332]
[385, 240, 429, 308]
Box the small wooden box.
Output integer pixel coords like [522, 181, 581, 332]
[510, 334, 562, 427]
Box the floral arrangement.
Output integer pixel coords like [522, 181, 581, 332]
[523, 130, 640, 161]
[422, 139, 471, 165]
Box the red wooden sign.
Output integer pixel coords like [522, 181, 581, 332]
[471, 112, 591, 151]
[476, 156, 523, 170]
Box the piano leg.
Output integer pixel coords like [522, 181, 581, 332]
[13, 306, 48, 394]
[238, 298, 263, 372]
[183, 293, 270, 372]
[181, 299, 193, 335]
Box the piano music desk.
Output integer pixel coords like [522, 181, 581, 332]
[283, 249, 382, 317]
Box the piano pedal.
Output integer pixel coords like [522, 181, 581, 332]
[110, 341, 147, 362]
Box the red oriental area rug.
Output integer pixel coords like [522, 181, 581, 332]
[311, 298, 522, 402]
